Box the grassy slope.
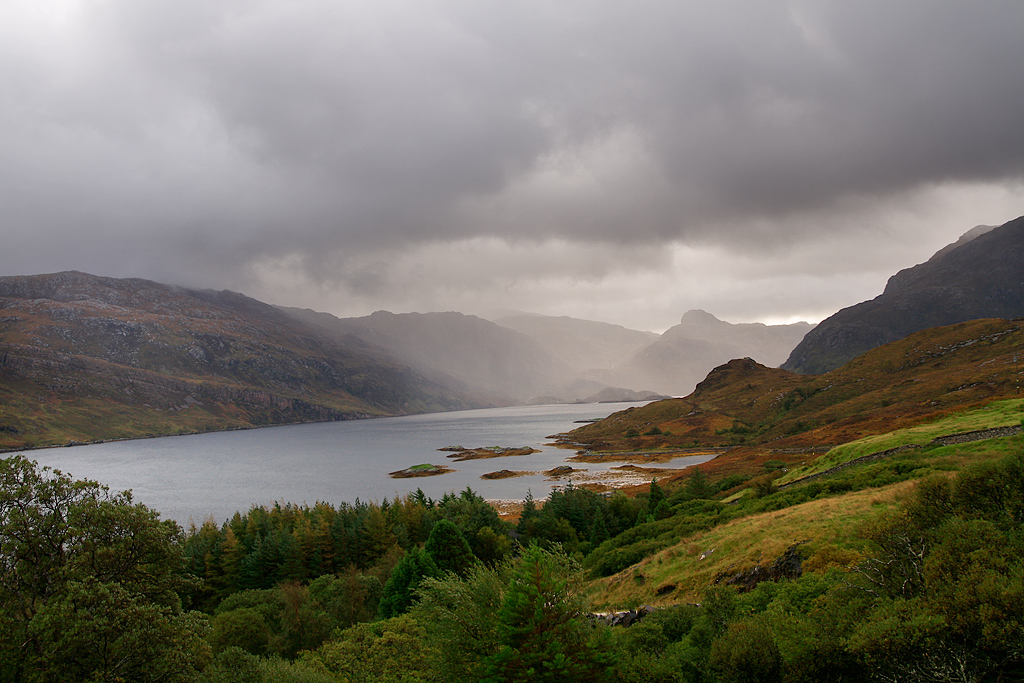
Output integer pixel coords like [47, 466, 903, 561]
[587, 433, 1022, 609]
[590, 482, 910, 609]
[574, 318, 1024, 608]
[0, 378, 254, 450]
[777, 397, 1024, 483]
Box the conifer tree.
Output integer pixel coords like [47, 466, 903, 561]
[378, 548, 439, 618]
[589, 506, 610, 546]
[425, 518, 476, 575]
[648, 478, 666, 511]
[481, 546, 612, 682]
[516, 490, 541, 540]
[685, 466, 713, 500]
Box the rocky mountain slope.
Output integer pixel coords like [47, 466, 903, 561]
[0, 272, 483, 451]
[565, 316, 1024, 479]
[783, 216, 1024, 374]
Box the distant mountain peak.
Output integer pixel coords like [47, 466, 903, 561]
[680, 309, 725, 326]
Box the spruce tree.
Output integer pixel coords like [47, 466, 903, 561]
[648, 478, 666, 510]
[516, 490, 541, 541]
[588, 507, 610, 546]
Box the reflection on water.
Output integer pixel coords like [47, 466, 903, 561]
[28, 402, 716, 525]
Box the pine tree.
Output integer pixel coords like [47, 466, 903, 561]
[481, 546, 612, 682]
[218, 527, 245, 596]
[425, 519, 476, 575]
[588, 507, 610, 546]
[648, 478, 666, 511]
[516, 489, 543, 543]
[685, 466, 713, 499]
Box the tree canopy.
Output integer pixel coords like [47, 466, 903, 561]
[0, 455, 209, 682]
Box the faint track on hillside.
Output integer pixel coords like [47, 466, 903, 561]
[779, 425, 1022, 489]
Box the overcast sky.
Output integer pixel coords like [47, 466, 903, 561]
[3, 1, 1023, 332]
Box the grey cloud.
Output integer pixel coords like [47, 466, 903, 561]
[1, 0, 1023, 327]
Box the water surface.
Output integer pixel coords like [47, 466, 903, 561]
[28, 402, 714, 525]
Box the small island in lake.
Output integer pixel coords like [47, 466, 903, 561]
[389, 463, 453, 478]
[441, 446, 539, 461]
[544, 465, 587, 479]
[480, 469, 536, 480]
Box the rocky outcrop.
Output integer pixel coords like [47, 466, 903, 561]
[590, 606, 655, 627]
[713, 542, 806, 592]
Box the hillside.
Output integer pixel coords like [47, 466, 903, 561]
[561, 316, 1024, 630]
[564, 317, 1024, 480]
[282, 308, 572, 402]
[0, 272, 484, 451]
[784, 215, 1024, 373]
[7, 296, 1024, 681]
[493, 313, 658, 373]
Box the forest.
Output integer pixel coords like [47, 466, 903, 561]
[1, 443, 1023, 682]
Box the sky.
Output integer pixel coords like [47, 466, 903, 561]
[3, 1, 1023, 333]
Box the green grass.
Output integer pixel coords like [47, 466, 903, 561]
[777, 398, 1024, 484]
[587, 481, 911, 608]
[587, 433, 1022, 608]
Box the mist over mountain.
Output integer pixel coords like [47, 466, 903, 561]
[280, 308, 574, 402]
[610, 310, 813, 396]
[1, 270, 817, 451]
[273, 305, 814, 404]
[784, 215, 1024, 374]
[493, 314, 658, 373]
[491, 310, 812, 398]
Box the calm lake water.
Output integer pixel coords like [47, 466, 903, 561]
[27, 402, 716, 526]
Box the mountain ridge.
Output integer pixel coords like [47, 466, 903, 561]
[0, 270, 819, 450]
[783, 215, 1024, 374]
[611, 310, 813, 396]
[279, 307, 573, 402]
[0, 271, 486, 451]
[565, 316, 1024, 482]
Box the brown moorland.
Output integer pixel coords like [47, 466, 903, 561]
[0, 271, 482, 451]
[562, 318, 1024, 486]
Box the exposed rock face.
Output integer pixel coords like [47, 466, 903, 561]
[0, 271, 483, 449]
[714, 543, 805, 592]
[784, 216, 1024, 374]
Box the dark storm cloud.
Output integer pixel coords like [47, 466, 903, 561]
[1, 1, 1023, 326]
